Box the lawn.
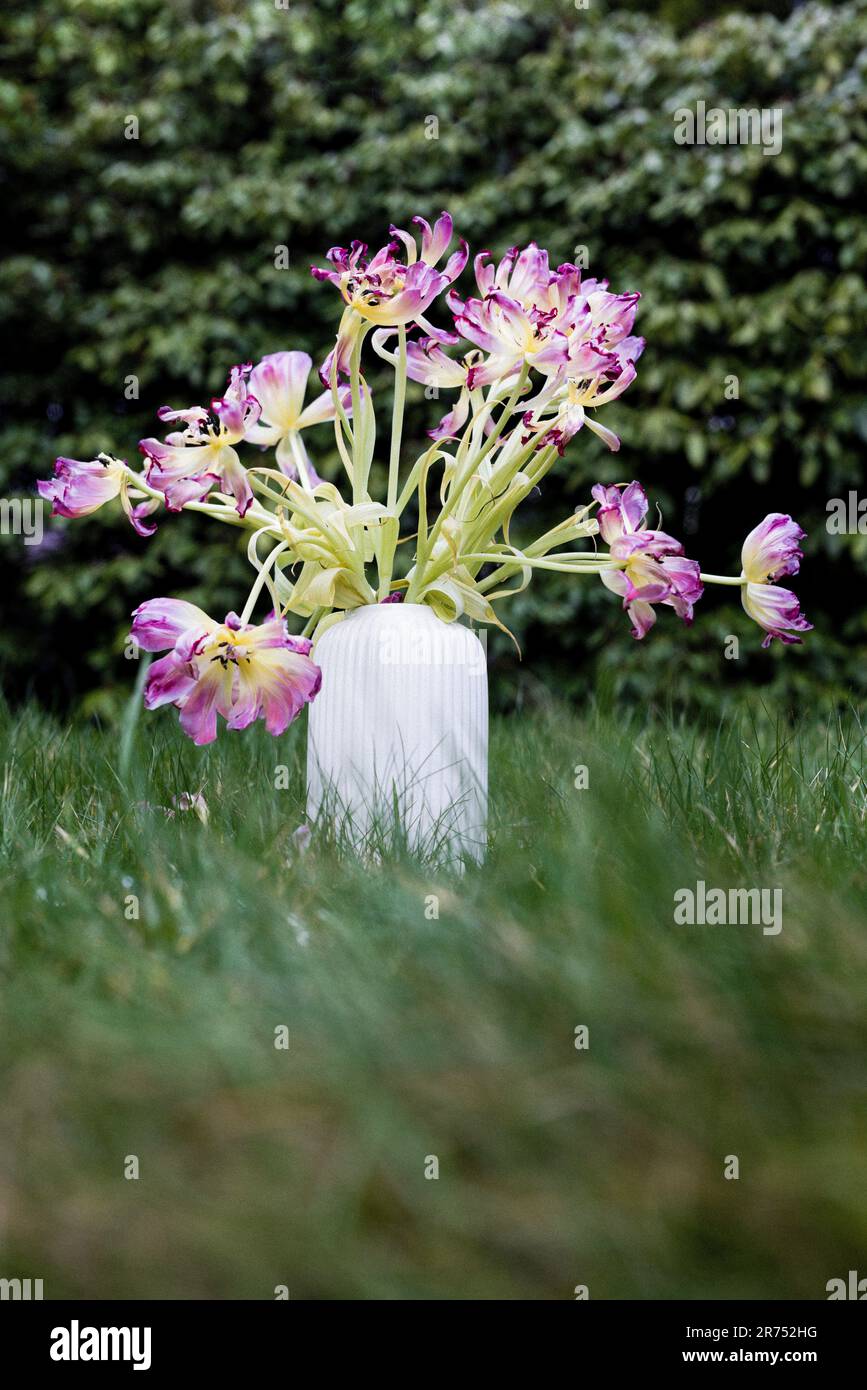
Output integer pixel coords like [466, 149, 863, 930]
[0, 696, 865, 1300]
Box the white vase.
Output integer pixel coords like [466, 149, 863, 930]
[306, 603, 488, 864]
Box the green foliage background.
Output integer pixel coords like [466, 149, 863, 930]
[1, 0, 865, 717]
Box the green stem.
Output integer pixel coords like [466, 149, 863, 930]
[301, 607, 325, 639]
[387, 326, 407, 511]
[239, 542, 290, 626]
[464, 552, 617, 574]
[349, 331, 365, 505]
[470, 364, 530, 473]
[126, 466, 274, 531]
[421, 366, 530, 573]
[329, 345, 355, 489]
[287, 432, 315, 491]
[700, 573, 748, 586]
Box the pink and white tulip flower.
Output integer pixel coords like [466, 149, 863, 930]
[525, 341, 644, 454]
[450, 251, 640, 379]
[38, 455, 158, 536]
[244, 351, 350, 480]
[592, 481, 651, 542]
[312, 213, 467, 328]
[448, 248, 578, 386]
[139, 364, 261, 516]
[593, 481, 703, 639]
[740, 514, 812, 647]
[448, 249, 644, 450]
[131, 599, 321, 745]
[313, 212, 467, 384]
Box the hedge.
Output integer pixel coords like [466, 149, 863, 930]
[1, 0, 865, 716]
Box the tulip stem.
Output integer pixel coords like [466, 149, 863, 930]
[700, 573, 748, 586]
[387, 326, 407, 512]
[349, 332, 366, 504]
[124, 464, 274, 531]
[470, 365, 530, 472]
[239, 541, 290, 626]
[417, 366, 530, 587]
[287, 432, 316, 491]
[301, 608, 325, 639]
[329, 341, 355, 489]
[464, 552, 618, 573]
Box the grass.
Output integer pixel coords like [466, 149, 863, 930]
[0, 695, 865, 1300]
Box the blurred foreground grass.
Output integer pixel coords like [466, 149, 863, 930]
[0, 698, 865, 1300]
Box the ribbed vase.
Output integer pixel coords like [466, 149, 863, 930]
[306, 603, 487, 864]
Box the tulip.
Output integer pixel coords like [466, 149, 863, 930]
[139, 364, 261, 516]
[38, 455, 158, 536]
[740, 514, 811, 646]
[131, 599, 321, 745]
[244, 351, 350, 481]
[312, 212, 466, 333]
[591, 480, 650, 542]
[741, 513, 806, 584]
[450, 250, 640, 382]
[742, 581, 813, 648]
[593, 481, 703, 638]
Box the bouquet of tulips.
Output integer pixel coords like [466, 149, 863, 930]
[39, 212, 811, 745]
